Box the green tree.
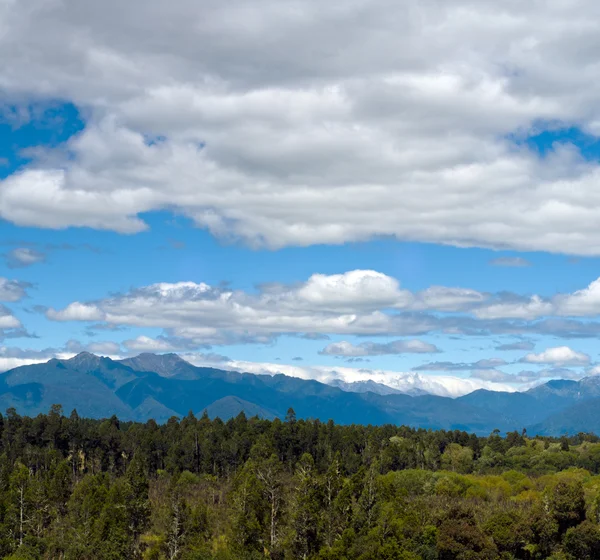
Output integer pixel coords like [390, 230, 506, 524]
[549, 480, 586, 534]
[441, 444, 474, 474]
[563, 520, 600, 560]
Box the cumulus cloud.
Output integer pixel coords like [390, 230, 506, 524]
[319, 339, 440, 357]
[46, 302, 105, 322]
[43, 271, 460, 343]
[520, 346, 591, 366]
[555, 278, 600, 316]
[43, 270, 600, 344]
[489, 257, 532, 267]
[0, 306, 21, 330]
[5, 248, 46, 268]
[4, 1, 600, 253]
[474, 295, 553, 320]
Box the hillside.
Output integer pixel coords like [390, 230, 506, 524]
[0, 352, 599, 435]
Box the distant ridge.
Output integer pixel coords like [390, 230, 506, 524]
[0, 352, 599, 435]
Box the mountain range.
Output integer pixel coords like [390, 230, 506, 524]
[0, 352, 597, 436]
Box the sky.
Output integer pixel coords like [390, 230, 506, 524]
[2, 0, 600, 396]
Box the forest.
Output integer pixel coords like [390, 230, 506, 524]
[1, 406, 600, 559]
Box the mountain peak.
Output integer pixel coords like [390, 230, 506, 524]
[65, 351, 103, 370]
[119, 352, 194, 377]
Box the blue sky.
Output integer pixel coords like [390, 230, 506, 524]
[2, 1, 600, 396]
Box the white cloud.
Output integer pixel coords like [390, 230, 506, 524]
[43, 271, 443, 341]
[475, 295, 554, 320]
[0, 306, 21, 329]
[555, 278, 600, 316]
[0, 346, 73, 372]
[521, 346, 591, 366]
[123, 335, 183, 352]
[43, 270, 600, 342]
[64, 339, 122, 356]
[6, 248, 46, 268]
[47, 302, 105, 322]
[411, 286, 486, 312]
[0, 278, 31, 302]
[320, 339, 440, 357]
[0, 357, 47, 372]
[296, 270, 411, 310]
[3, 2, 600, 253]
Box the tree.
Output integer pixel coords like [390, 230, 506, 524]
[563, 520, 600, 560]
[8, 462, 31, 548]
[255, 454, 285, 556]
[124, 453, 151, 556]
[549, 480, 586, 534]
[437, 506, 497, 560]
[441, 444, 474, 474]
[291, 453, 321, 559]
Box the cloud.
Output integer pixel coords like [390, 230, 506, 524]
[472, 277, 600, 321]
[42, 271, 443, 343]
[4, 2, 600, 254]
[469, 369, 517, 383]
[469, 367, 580, 385]
[410, 286, 486, 312]
[520, 346, 591, 366]
[296, 270, 411, 310]
[64, 339, 122, 356]
[413, 358, 508, 372]
[495, 340, 535, 351]
[0, 346, 63, 372]
[474, 295, 553, 320]
[489, 257, 532, 267]
[554, 278, 600, 316]
[0, 305, 21, 330]
[320, 339, 440, 357]
[44, 270, 600, 344]
[122, 334, 209, 353]
[0, 278, 32, 302]
[47, 302, 105, 322]
[5, 248, 46, 268]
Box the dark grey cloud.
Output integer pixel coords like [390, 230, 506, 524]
[414, 358, 508, 372]
[495, 340, 536, 351]
[471, 367, 584, 384]
[489, 257, 532, 267]
[320, 339, 441, 357]
[297, 333, 331, 341]
[0, 328, 38, 341]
